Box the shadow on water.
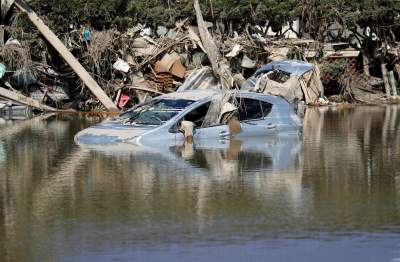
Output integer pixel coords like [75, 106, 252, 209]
[0, 106, 400, 261]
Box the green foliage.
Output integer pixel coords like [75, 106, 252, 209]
[320, 59, 348, 80]
[24, 0, 298, 31]
[12, 0, 400, 43]
[29, 0, 123, 30]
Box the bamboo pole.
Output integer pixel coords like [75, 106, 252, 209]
[13, 0, 119, 112]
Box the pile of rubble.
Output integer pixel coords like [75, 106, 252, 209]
[0, 0, 399, 115]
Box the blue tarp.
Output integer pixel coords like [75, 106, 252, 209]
[255, 60, 314, 77]
[83, 28, 92, 42]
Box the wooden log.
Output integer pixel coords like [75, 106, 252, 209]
[381, 63, 392, 96]
[389, 71, 398, 96]
[193, 0, 233, 90]
[193, 0, 220, 77]
[13, 0, 119, 112]
[0, 86, 56, 111]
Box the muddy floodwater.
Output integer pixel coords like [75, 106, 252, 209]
[1, 106, 400, 261]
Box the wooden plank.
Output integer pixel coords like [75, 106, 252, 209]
[299, 77, 312, 104]
[1, 0, 15, 19]
[13, 0, 119, 112]
[0, 86, 56, 111]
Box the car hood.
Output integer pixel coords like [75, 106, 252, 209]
[74, 121, 155, 145]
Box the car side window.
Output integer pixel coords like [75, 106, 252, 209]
[236, 98, 272, 121]
[183, 102, 211, 128]
[169, 102, 211, 133]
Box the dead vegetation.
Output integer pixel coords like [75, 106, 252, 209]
[0, 43, 31, 70]
[87, 30, 116, 74]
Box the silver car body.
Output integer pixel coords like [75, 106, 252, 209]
[75, 90, 301, 147]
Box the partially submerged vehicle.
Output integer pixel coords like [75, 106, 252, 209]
[243, 60, 325, 105]
[178, 60, 324, 106]
[75, 89, 301, 146]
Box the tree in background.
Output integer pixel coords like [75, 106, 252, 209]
[13, 0, 400, 45]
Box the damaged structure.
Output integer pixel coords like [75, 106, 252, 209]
[245, 60, 324, 105]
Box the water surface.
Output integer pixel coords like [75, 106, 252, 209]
[1, 106, 400, 261]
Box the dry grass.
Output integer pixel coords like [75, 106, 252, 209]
[87, 30, 115, 74]
[0, 44, 31, 70]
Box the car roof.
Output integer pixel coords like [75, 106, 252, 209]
[156, 89, 291, 107]
[157, 89, 220, 101]
[255, 60, 314, 77]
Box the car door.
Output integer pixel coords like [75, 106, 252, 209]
[195, 124, 230, 140]
[170, 100, 231, 142]
[234, 97, 277, 138]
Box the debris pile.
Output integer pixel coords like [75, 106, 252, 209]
[0, 0, 399, 114]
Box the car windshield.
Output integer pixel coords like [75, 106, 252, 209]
[120, 99, 195, 125]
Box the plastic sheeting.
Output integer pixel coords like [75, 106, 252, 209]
[255, 60, 314, 77]
[177, 67, 221, 92]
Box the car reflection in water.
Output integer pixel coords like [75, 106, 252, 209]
[3, 106, 400, 261]
[79, 131, 303, 182]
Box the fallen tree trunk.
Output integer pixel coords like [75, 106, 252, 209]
[193, 0, 219, 77]
[13, 0, 119, 112]
[0, 86, 56, 111]
[193, 0, 233, 90]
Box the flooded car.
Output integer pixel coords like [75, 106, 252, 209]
[74, 89, 301, 146]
